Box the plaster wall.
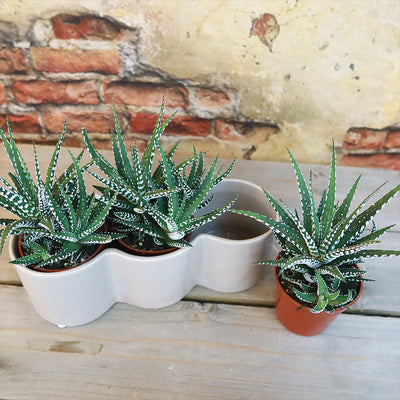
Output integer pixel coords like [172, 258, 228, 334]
[1, 0, 399, 164]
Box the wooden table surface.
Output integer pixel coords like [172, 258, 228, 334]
[1, 145, 399, 400]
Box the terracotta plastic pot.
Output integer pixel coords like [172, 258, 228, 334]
[274, 266, 363, 336]
[116, 232, 193, 257]
[17, 235, 105, 272]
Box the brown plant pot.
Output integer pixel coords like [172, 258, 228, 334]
[116, 231, 193, 257]
[17, 236, 105, 273]
[274, 265, 363, 336]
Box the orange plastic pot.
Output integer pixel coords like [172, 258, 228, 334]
[117, 237, 180, 257]
[116, 232, 193, 257]
[274, 266, 363, 336]
[17, 236, 105, 273]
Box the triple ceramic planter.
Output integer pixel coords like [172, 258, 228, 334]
[9, 179, 277, 327]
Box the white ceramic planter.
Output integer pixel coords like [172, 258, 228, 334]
[9, 179, 277, 327]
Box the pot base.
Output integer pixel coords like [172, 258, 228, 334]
[274, 267, 363, 336]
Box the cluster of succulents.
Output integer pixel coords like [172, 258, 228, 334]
[0, 124, 123, 270]
[0, 101, 235, 269]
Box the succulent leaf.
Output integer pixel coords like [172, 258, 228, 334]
[287, 148, 313, 235]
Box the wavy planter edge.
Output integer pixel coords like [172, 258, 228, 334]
[9, 179, 277, 327]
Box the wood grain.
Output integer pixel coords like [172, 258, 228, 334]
[1, 145, 399, 314]
[1, 285, 399, 400]
[1, 144, 399, 400]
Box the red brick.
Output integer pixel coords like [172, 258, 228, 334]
[104, 82, 188, 108]
[62, 134, 85, 148]
[193, 88, 231, 110]
[0, 82, 7, 104]
[250, 13, 279, 51]
[18, 134, 83, 148]
[52, 14, 122, 41]
[340, 153, 400, 171]
[31, 48, 120, 74]
[0, 114, 41, 134]
[130, 112, 211, 137]
[0, 47, 28, 74]
[343, 128, 387, 150]
[384, 131, 400, 149]
[13, 80, 98, 105]
[11, 135, 59, 146]
[215, 120, 243, 141]
[42, 109, 124, 133]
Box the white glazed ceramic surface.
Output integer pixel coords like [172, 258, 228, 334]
[9, 179, 277, 327]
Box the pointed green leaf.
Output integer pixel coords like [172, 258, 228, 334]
[45, 125, 66, 186]
[230, 209, 310, 255]
[293, 289, 317, 304]
[337, 184, 400, 248]
[333, 175, 361, 225]
[287, 148, 313, 235]
[319, 145, 337, 239]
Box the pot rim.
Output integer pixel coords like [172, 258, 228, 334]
[116, 231, 193, 257]
[193, 178, 278, 243]
[16, 235, 105, 273]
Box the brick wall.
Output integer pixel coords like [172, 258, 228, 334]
[0, 13, 399, 170]
[0, 14, 277, 157]
[340, 128, 400, 171]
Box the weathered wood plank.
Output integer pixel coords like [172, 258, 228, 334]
[2, 231, 399, 314]
[1, 145, 399, 227]
[228, 159, 400, 231]
[187, 231, 400, 315]
[1, 145, 399, 313]
[0, 285, 399, 400]
[0, 145, 398, 228]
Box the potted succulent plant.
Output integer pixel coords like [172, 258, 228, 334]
[0, 123, 120, 271]
[82, 102, 236, 255]
[231, 146, 400, 336]
[0, 123, 128, 327]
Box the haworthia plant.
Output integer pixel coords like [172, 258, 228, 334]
[82, 101, 236, 249]
[0, 122, 122, 270]
[231, 145, 400, 313]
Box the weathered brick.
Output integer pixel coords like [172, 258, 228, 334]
[42, 109, 124, 133]
[384, 131, 400, 149]
[52, 14, 122, 41]
[340, 153, 400, 171]
[15, 133, 85, 148]
[130, 112, 211, 137]
[215, 120, 243, 141]
[250, 13, 279, 51]
[0, 114, 41, 134]
[343, 128, 387, 150]
[11, 135, 59, 146]
[0, 47, 28, 74]
[193, 88, 231, 110]
[104, 82, 188, 108]
[62, 134, 85, 148]
[0, 82, 7, 104]
[13, 80, 98, 104]
[31, 48, 120, 74]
